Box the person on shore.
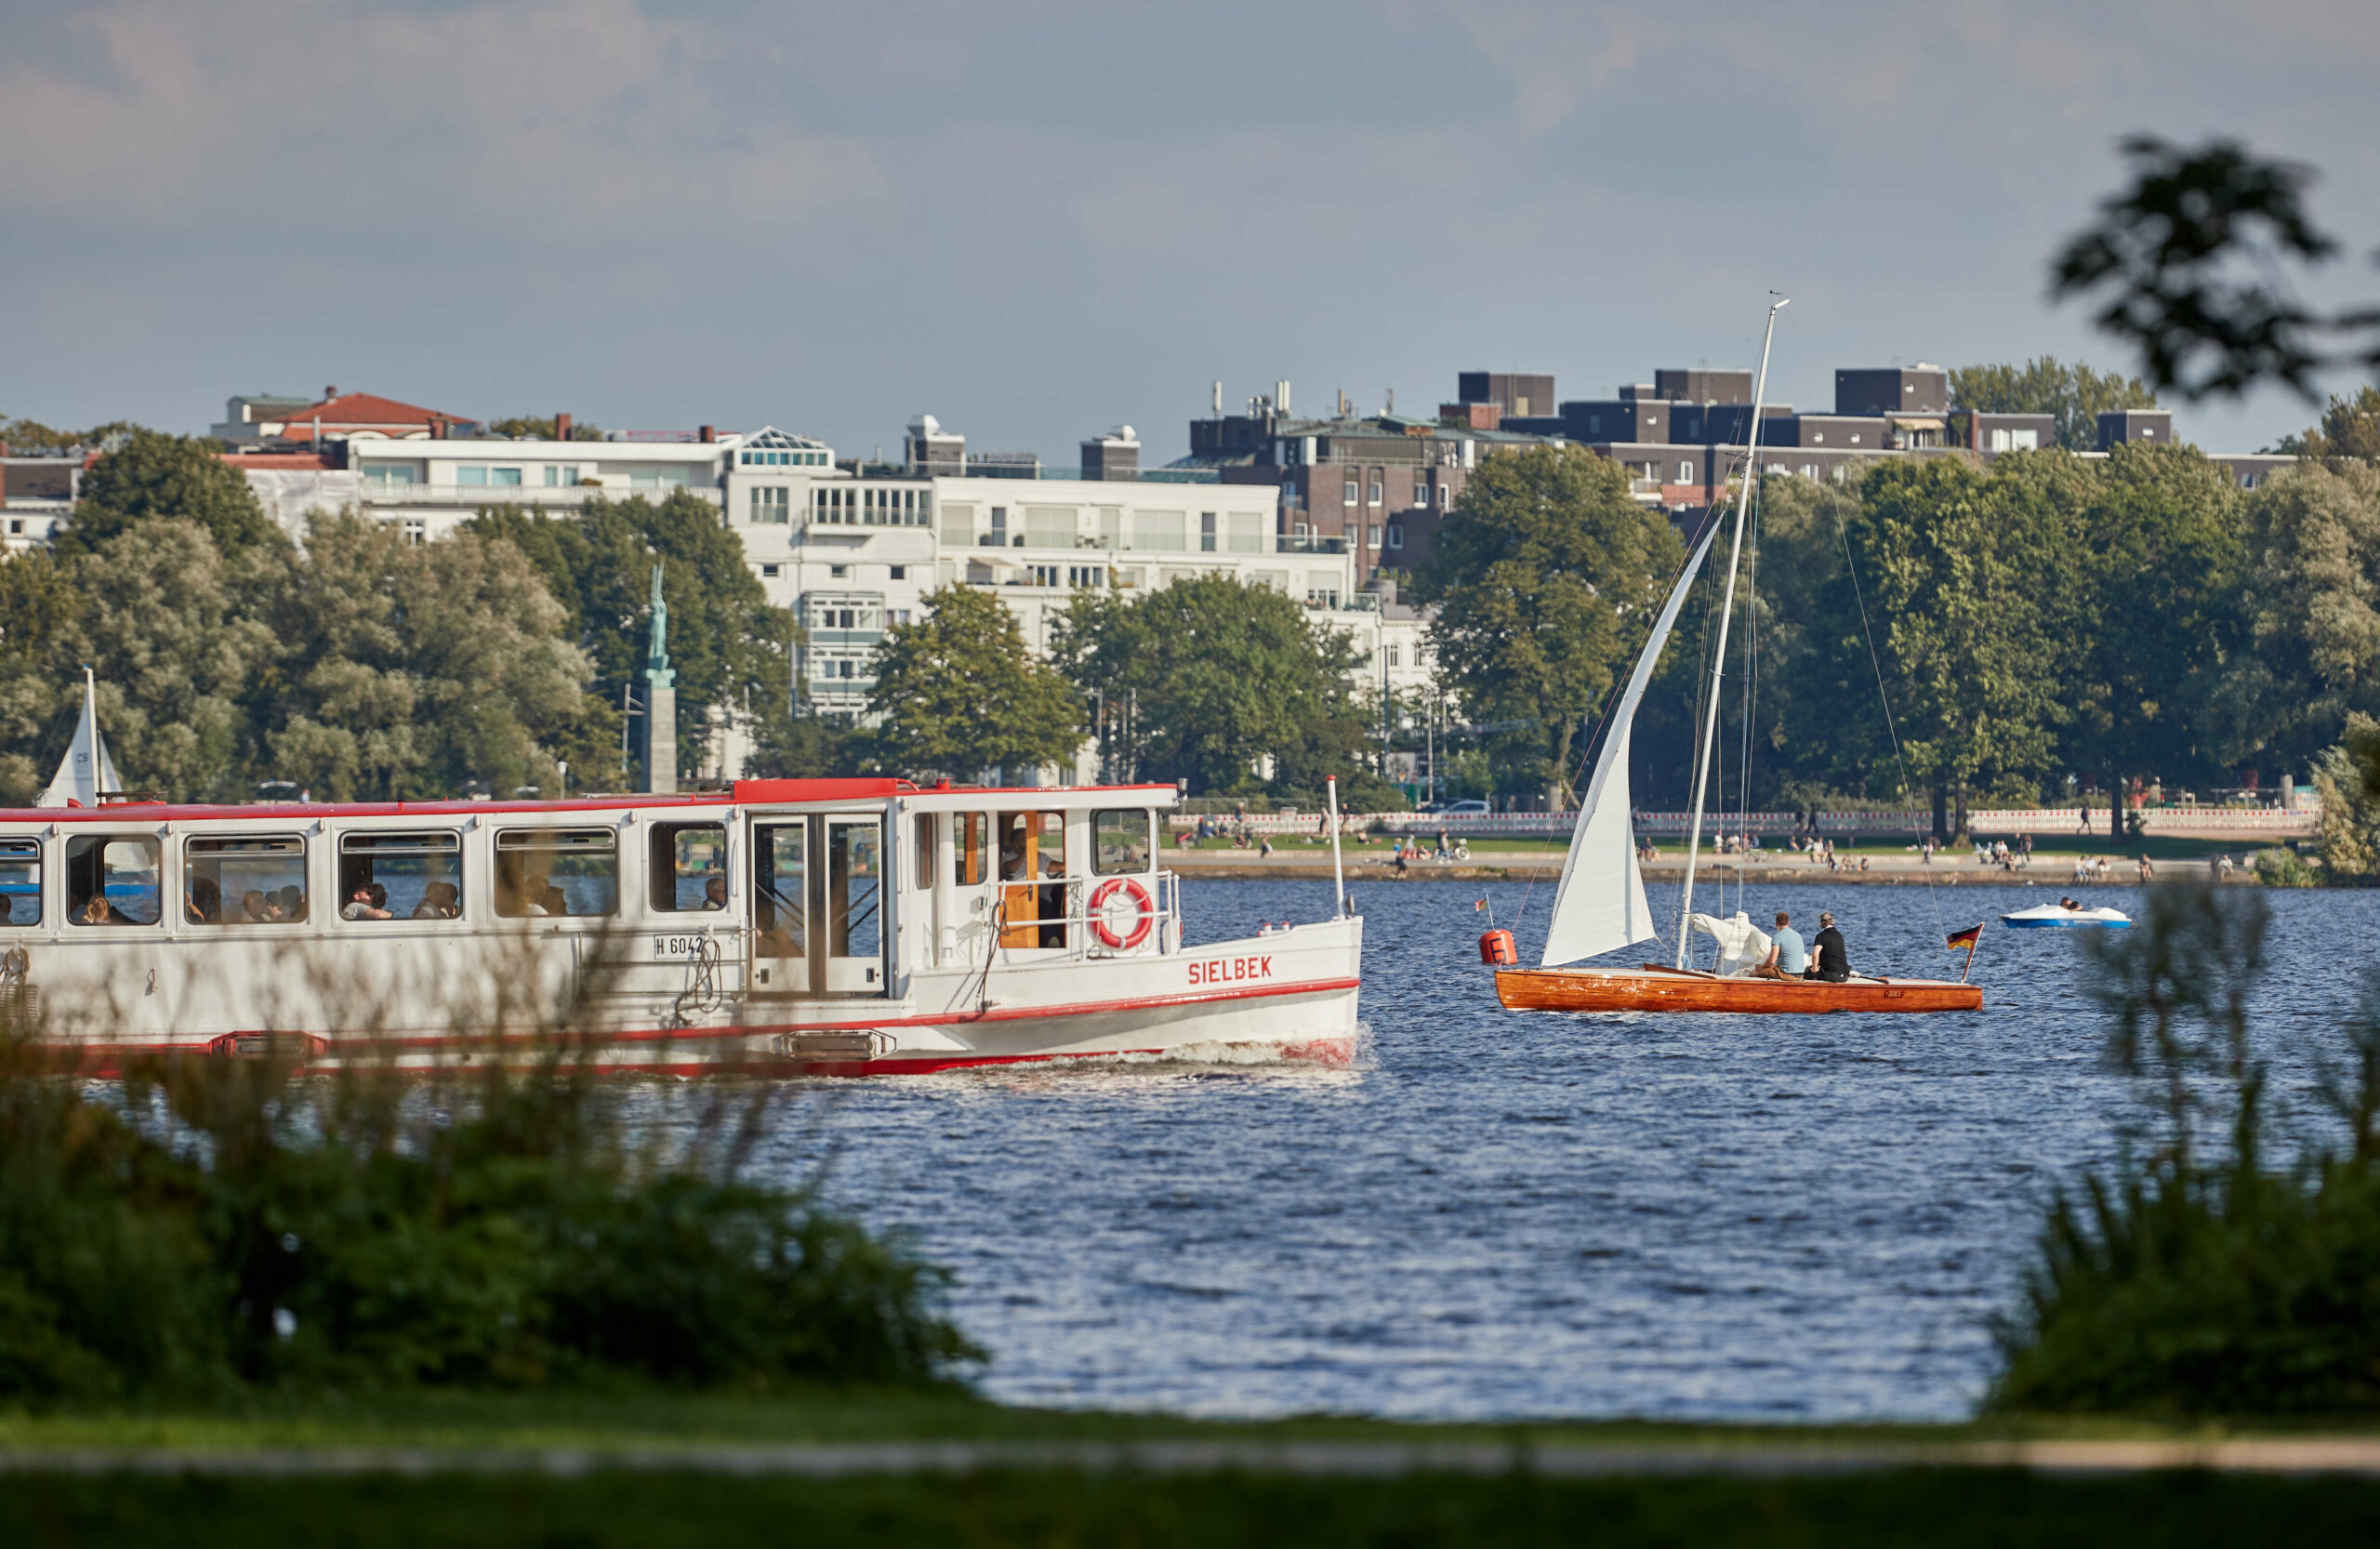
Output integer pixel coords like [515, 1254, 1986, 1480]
[1755, 912, 1806, 980]
[2137, 854, 2155, 883]
[1805, 911, 1850, 983]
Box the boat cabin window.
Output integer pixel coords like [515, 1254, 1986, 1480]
[185, 836, 309, 925]
[1093, 809, 1152, 875]
[66, 834, 161, 927]
[953, 813, 988, 886]
[495, 828, 618, 918]
[0, 840, 40, 927]
[649, 823, 728, 912]
[914, 813, 934, 891]
[337, 831, 461, 921]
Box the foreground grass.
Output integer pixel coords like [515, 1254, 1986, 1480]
[6, 1465, 2379, 1548]
[8, 1394, 2380, 1547]
[0, 1386, 2372, 1453]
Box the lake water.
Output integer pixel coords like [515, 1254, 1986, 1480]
[751, 876, 2360, 1423]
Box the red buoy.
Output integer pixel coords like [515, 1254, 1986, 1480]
[1479, 929, 1516, 966]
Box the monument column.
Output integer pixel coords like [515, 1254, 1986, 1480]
[642, 563, 677, 794]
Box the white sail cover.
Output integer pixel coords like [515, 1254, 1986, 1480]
[1690, 912, 1774, 976]
[38, 669, 122, 808]
[1539, 522, 1721, 967]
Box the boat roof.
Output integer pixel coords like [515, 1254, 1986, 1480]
[0, 778, 1183, 826]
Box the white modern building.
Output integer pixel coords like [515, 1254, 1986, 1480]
[343, 417, 1437, 774]
[348, 433, 738, 546]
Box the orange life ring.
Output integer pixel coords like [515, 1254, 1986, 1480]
[1088, 877, 1156, 950]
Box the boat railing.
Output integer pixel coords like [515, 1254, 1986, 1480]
[977, 870, 1184, 967]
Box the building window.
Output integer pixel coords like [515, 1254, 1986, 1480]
[889, 565, 906, 580]
[1200, 512, 1217, 552]
[1342, 480, 1357, 505]
[1067, 565, 1104, 588]
[1294, 522, 1310, 539]
[749, 486, 790, 523]
[988, 507, 1009, 546]
[402, 518, 427, 546]
[364, 463, 419, 486]
[1368, 479, 1382, 506]
[456, 466, 488, 486]
[1800, 464, 1818, 479]
[760, 563, 781, 578]
[889, 608, 912, 625]
[1385, 644, 1401, 668]
[1678, 461, 1694, 483]
[830, 564, 848, 578]
[1368, 525, 1382, 547]
[1027, 563, 1061, 587]
[1438, 484, 1451, 509]
[1386, 526, 1403, 550]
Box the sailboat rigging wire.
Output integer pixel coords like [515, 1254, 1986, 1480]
[1832, 503, 1949, 946]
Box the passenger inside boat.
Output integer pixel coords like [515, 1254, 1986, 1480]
[67, 835, 161, 927]
[414, 881, 460, 919]
[187, 875, 221, 924]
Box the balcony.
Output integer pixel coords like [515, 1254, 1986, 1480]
[357, 484, 722, 510]
[1277, 534, 1350, 554]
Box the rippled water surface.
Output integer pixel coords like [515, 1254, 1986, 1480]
[741, 878, 2362, 1423]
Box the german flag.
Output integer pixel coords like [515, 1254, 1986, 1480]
[1946, 923, 1983, 950]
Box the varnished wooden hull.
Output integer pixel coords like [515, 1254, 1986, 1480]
[1495, 963, 1982, 1014]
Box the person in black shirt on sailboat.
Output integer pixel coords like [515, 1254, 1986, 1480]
[1805, 911, 1850, 982]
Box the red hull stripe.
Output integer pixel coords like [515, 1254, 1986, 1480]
[60, 974, 1364, 1059]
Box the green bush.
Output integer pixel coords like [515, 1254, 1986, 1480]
[1990, 880, 2380, 1414]
[0, 1031, 978, 1404]
[2252, 846, 2318, 887]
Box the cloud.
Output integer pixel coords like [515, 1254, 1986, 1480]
[0, 0, 884, 228]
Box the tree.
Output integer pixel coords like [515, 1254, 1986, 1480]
[1052, 574, 1371, 800]
[2052, 136, 2380, 401]
[2270, 387, 2380, 460]
[1949, 358, 2160, 450]
[2217, 459, 2380, 774]
[866, 584, 1080, 780]
[245, 512, 601, 800]
[56, 430, 280, 560]
[0, 417, 135, 456]
[2056, 444, 2246, 832]
[1835, 457, 2070, 838]
[1414, 445, 1685, 806]
[471, 492, 796, 784]
[483, 417, 604, 442]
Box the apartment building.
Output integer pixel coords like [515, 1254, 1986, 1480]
[347, 430, 737, 545]
[724, 415, 1423, 721]
[1182, 381, 1547, 580]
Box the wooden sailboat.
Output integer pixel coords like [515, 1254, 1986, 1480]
[1493, 298, 1980, 1016]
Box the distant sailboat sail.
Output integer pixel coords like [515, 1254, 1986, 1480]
[1538, 519, 1721, 967]
[38, 667, 122, 808]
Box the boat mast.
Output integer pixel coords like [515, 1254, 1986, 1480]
[1675, 296, 1787, 967]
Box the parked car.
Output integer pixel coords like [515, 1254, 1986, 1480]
[1430, 799, 1491, 816]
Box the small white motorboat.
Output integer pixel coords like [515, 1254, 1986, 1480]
[2002, 902, 2132, 929]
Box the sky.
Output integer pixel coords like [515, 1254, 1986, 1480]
[5, 0, 2375, 463]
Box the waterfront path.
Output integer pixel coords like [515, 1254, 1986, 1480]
[1169, 847, 2260, 885]
[9, 1435, 2380, 1478]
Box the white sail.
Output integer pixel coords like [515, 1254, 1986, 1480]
[38, 668, 122, 808]
[1539, 521, 1721, 967]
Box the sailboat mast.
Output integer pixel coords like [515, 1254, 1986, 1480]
[1674, 296, 1787, 967]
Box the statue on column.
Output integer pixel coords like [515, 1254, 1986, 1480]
[643, 563, 677, 792]
[645, 563, 675, 690]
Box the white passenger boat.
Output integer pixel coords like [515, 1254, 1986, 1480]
[1, 778, 1363, 1075]
[2001, 902, 2131, 929]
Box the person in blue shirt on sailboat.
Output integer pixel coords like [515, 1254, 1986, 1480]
[1754, 911, 1805, 980]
